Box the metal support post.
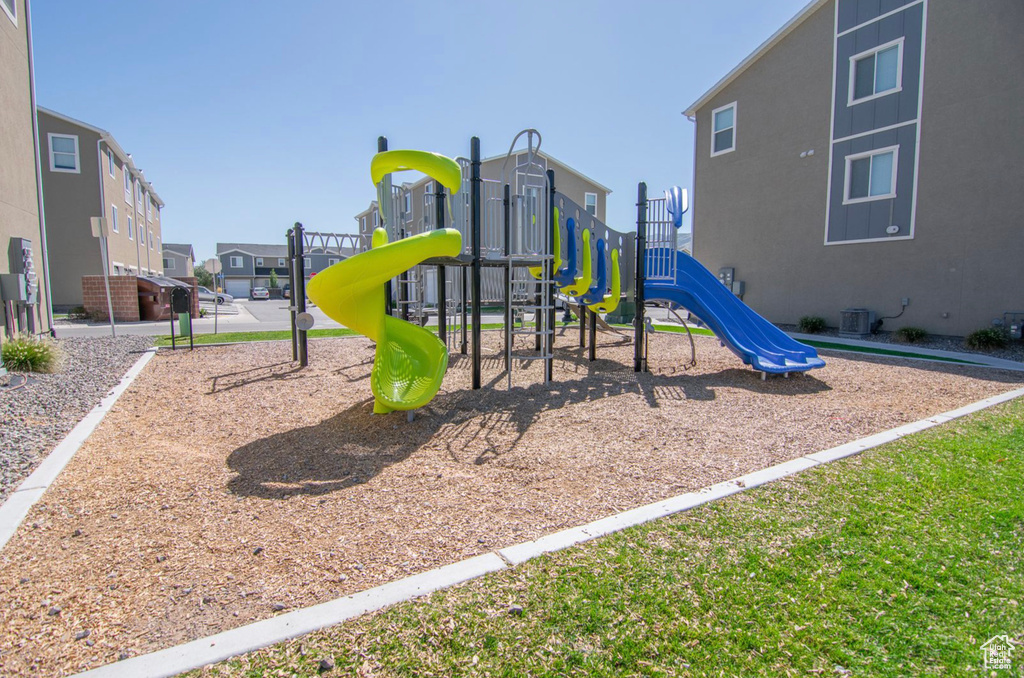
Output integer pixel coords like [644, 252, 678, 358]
[589, 309, 597, 362]
[547, 169, 557, 374]
[435, 181, 447, 344]
[503, 183, 511, 371]
[287, 228, 297, 362]
[634, 182, 647, 372]
[379, 136, 393, 318]
[470, 137, 482, 389]
[294, 223, 308, 367]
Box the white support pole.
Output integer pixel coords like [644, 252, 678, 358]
[98, 235, 116, 338]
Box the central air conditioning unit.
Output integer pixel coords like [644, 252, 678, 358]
[839, 308, 874, 339]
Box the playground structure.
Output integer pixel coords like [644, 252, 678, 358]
[289, 130, 825, 415]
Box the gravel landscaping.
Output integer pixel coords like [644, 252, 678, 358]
[0, 333, 1022, 676]
[0, 336, 154, 504]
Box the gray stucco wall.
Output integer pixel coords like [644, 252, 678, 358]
[691, 0, 1024, 337]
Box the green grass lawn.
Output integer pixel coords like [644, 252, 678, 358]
[191, 398, 1024, 677]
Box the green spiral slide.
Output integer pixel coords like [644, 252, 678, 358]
[306, 150, 463, 414]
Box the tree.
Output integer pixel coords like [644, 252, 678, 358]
[194, 264, 214, 289]
[269, 269, 279, 289]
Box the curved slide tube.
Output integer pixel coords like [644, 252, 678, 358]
[645, 249, 825, 374]
[561, 229, 592, 297]
[307, 228, 463, 413]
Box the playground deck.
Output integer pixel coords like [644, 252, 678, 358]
[1, 333, 1022, 676]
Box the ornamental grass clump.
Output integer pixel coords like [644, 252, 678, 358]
[1, 335, 60, 373]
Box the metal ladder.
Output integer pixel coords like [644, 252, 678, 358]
[505, 256, 555, 388]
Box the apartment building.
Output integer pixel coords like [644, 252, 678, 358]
[216, 243, 356, 298]
[354, 149, 612, 243]
[685, 0, 1024, 336]
[0, 0, 51, 336]
[162, 243, 195, 278]
[37, 107, 165, 308]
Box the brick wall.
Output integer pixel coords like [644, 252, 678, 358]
[171, 276, 200, 317]
[82, 275, 140, 322]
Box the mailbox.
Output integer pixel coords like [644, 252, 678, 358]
[170, 287, 191, 314]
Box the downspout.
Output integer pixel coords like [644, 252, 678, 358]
[24, 0, 54, 334]
[685, 113, 697, 257]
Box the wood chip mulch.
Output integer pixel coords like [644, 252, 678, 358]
[1, 331, 1021, 676]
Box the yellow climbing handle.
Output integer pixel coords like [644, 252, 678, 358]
[370, 150, 462, 193]
[588, 248, 621, 314]
[529, 206, 560, 280]
[562, 229, 592, 297]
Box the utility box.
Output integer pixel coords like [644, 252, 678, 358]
[839, 308, 874, 339]
[0, 274, 28, 302]
[718, 267, 735, 287]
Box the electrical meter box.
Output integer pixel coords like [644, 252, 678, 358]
[718, 267, 734, 287]
[7, 238, 38, 305]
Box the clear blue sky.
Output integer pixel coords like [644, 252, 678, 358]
[31, 0, 808, 263]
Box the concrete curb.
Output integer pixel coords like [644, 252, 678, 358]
[64, 383, 1024, 678]
[787, 331, 1024, 372]
[0, 348, 158, 553]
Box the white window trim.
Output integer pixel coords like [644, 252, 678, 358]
[1, 0, 16, 26]
[847, 37, 904, 106]
[304, 257, 312, 268]
[255, 257, 264, 267]
[47, 133, 81, 173]
[107, 148, 115, 178]
[230, 256, 243, 268]
[710, 101, 737, 157]
[584, 192, 598, 215]
[138, 224, 144, 244]
[842, 145, 899, 205]
[124, 169, 132, 200]
[164, 258, 175, 270]
[360, 216, 367, 232]
[127, 213, 133, 240]
[149, 231, 154, 249]
[373, 211, 379, 227]
[328, 258, 340, 266]
[424, 181, 434, 196]
[277, 258, 286, 266]
[111, 205, 119, 233]
[147, 196, 153, 222]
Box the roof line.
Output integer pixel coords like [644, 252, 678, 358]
[479, 149, 613, 194]
[682, 0, 830, 117]
[37, 106, 165, 207]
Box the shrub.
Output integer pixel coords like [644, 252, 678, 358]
[894, 326, 928, 343]
[1, 335, 60, 373]
[798, 316, 828, 334]
[965, 327, 1008, 350]
[68, 305, 89, 320]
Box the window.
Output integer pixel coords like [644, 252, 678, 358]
[149, 231, 154, 249]
[584, 193, 597, 216]
[403, 192, 411, 219]
[1, 0, 15, 25]
[849, 39, 903, 105]
[278, 258, 286, 266]
[127, 214, 133, 240]
[230, 256, 243, 268]
[361, 216, 367, 232]
[710, 102, 736, 156]
[147, 198, 152, 221]
[328, 258, 339, 266]
[304, 257, 312, 268]
[424, 181, 434, 196]
[844, 146, 898, 204]
[48, 133, 80, 172]
[107, 148, 115, 177]
[136, 182, 143, 207]
[373, 211, 379, 227]
[124, 167, 132, 200]
[111, 205, 119, 233]
[164, 258, 175, 270]
[255, 257, 264, 267]
[138, 223, 144, 244]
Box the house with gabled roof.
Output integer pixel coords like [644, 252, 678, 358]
[683, 0, 1024, 337]
[216, 242, 356, 299]
[162, 243, 195, 278]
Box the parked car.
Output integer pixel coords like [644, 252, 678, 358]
[197, 286, 233, 305]
[283, 283, 291, 299]
[251, 286, 270, 300]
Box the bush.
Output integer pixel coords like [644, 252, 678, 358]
[894, 326, 928, 343]
[1, 335, 60, 373]
[965, 327, 1008, 350]
[68, 305, 89, 320]
[798, 316, 828, 333]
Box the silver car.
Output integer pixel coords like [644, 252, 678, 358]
[197, 286, 233, 305]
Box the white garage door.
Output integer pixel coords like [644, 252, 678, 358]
[226, 279, 251, 298]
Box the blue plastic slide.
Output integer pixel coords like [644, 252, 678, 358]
[644, 249, 825, 374]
